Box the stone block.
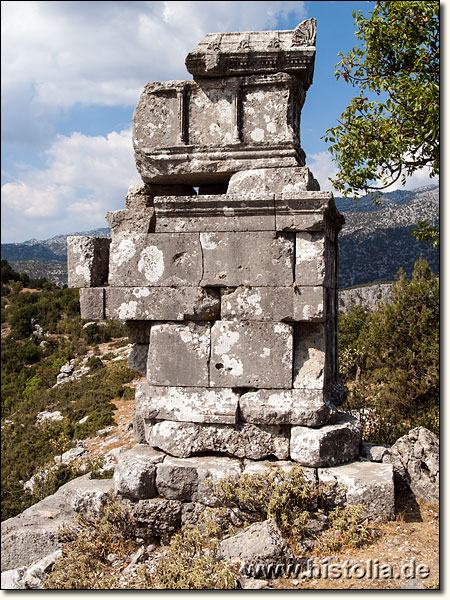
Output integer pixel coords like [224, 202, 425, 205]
[135, 381, 239, 424]
[217, 519, 294, 565]
[106, 207, 155, 237]
[113, 444, 165, 500]
[200, 231, 294, 287]
[290, 413, 362, 467]
[275, 193, 338, 232]
[210, 321, 293, 389]
[242, 459, 317, 484]
[126, 321, 151, 344]
[228, 167, 320, 197]
[106, 286, 220, 321]
[318, 461, 395, 521]
[221, 286, 293, 321]
[360, 442, 391, 463]
[123, 498, 182, 540]
[147, 322, 210, 387]
[146, 420, 290, 460]
[128, 344, 148, 376]
[79, 287, 105, 320]
[108, 233, 202, 287]
[295, 231, 326, 285]
[293, 323, 326, 389]
[154, 195, 275, 233]
[239, 389, 337, 426]
[67, 236, 110, 288]
[293, 286, 324, 321]
[156, 455, 243, 505]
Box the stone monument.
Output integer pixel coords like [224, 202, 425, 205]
[68, 19, 395, 519]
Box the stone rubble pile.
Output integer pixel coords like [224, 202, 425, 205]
[66, 20, 395, 522]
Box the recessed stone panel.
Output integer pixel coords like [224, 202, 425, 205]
[67, 236, 110, 288]
[293, 322, 326, 389]
[79, 288, 105, 320]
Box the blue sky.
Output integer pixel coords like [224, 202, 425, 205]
[1, 1, 440, 243]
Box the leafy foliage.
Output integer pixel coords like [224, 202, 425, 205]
[339, 258, 439, 443]
[324, 1, 439, 243]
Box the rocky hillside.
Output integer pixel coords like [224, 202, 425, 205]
[1, 185, 439, 287]
[338, 283, 393, 314]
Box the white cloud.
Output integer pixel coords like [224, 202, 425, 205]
[1, 129, 140, 242]
[1, 1, 306, 143]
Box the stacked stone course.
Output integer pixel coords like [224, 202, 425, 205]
[68, 19, 394, 520]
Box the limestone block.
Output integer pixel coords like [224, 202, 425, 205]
[135, 381, 239, 424]
[221, 286, 293, 321]
[147, 322, 210, 387]
[227, 167, 320, 197]
[318, 461, 395, 521]
[239, 389, 337, 426]
[106, 286, 220, 321]
[200, 231, 294, 287]
[154, 195, 275, 233]
[360, 442, 391, 463]
[290, 413, 362, 467]
[293, 323, 326, 389]
[133, 74, 305, 184]
[106, 207, 155, 237]
[146, 420, 290, 460]
[108, 233, 202, 287]
[275, 193, 336, 232]
[123, 498, 182, 540]
[295, 231, 325, 285]
[293, 286, 324, 321]
[242, 459, 317, 484]
[113, 444, 165, 500]
[217, 519, 294, 565]
[124, 183, 196, 210]
[67, 236, 110, 288]
[79, 287, 105, 320]
[156, 455, 243, 505]
[126, 321, 151, 344]
[128, 344, 148, 376]
[210, 321, 293, 389]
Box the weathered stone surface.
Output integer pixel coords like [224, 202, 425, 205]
[290, 413, 362, 467]
[128, 343, 148, 376]
[156, 455, 243, 505]
[186, 20, 316, 81]
[242, 459, 317, 484]
[228, 167, 319, 197]
[126, 320, 151, 344]
[146, 420, 290, 460]
[318, 461, 395, 521]
[135, 382, 239, 424]
[154, 195, 275, 233]
[106, 207, 155, 237]
[79, 287, 105, 320]
[239, 389, 337, 426]
[293, 323, 326, 389]
[275, 193, 337, 232]
[200, 231, 294, 287]
[220, 285, 324, 322]
[147, 322, 211, 387]
[133, 75, 305, 184]
[387, 427, 439, 507]
[123, 498, 182, 540]
[67, 236, 110, 288]
[217, 519, 294, 565]
[295, 231, 326, 285]
[108, 233, 202, 287]
[106, 286, 220, 321]
[360, 442, 391, 463]
[210, 321, 293, 389]
[113, 444, 164, 500]
[1, 475, 113, 571]
[1, 568, 26, 589]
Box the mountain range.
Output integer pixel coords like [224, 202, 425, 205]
[2, 185, 439, 288]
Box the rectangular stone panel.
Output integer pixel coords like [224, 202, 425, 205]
[200, 231, 294, 287]
[295, 231, 326, 286]
[147, 322, 210, 387]
[227, 167, 320, 197]
[105, 286, 220, 321]
[239, 389, 337, 426]
[79, 287, 105, 320]
[67, 236, 111, 288]
[275, 192, 334, 232]
[108, 233, 202, 287]
[135, 381, 239, 424]
[210, 321, 293, 389]
[154, 195, 276, 233]
[106, 207, 155, 238]
[293, 322, 326, 389]
[293, 286, 324, 321]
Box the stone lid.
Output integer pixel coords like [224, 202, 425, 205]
[185, 18, 316, 87]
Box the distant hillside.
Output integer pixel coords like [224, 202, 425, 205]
[1, 185, 439, 287]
